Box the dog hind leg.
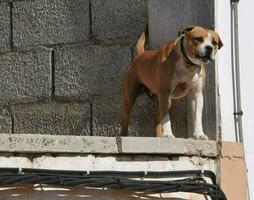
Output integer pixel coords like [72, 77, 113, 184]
[120, 71, 140, 136]
[154, 107, 163, 137]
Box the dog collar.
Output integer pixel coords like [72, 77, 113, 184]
[180, 36, 197, 68]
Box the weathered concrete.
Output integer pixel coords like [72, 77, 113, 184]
[0, 1, 10, 49]
[54, 45, 131, 99]
[120, 137, 218, 157]
[0, 134, 118, 154]
[92, 95, 156, 137]
[0, 154, 215, 172]
[13, 0, 90, 47]
[0, 48, 51, 103]
[12, 102, 91, 135]
[0, 106, 12, 134]
[0, 134, 218, 157]
[91, 0, 147, 40]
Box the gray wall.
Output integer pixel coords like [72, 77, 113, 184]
[149, 0, 216, 140]
[0, 0, 151, 136]
[0, 0, 216, 139]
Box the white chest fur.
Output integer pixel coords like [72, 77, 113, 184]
[174, 60, 201, 85]
[170, 60, 202, 99]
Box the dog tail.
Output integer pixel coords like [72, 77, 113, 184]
[136, 32, 146, 56]
[135, 25, 148, 56]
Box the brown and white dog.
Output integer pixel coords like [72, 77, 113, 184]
[120, 26, 223, 139]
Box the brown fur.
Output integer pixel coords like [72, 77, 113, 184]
[121, 38, 182, 137]
[120, 26, 222, 137]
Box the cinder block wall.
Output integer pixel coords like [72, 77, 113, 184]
[0, 0, 154, 136]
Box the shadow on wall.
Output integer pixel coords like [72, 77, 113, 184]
[0, 186, 208, 200]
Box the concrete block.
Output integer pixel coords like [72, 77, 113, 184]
[0, 49, 51, 103]
[54, 45, 131, 98]
[148, 0, 214, 49]
[0, 134, 217, 157]
[0, 1, 10, 49]
[120, 137, 218, 157]
[0, 106, 12, 134]
[13, 0, 90, 47]
[92, 0, 147, 39]
[0, 134, 118, 153]
[92, 95, 156, 137]
[13, 102, 91, 135]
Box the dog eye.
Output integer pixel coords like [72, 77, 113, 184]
[193, 37, 203, 42]
[212, 40, 218, 46]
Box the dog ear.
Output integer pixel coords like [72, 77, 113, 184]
[178, 26, 195, 36]
[217, 33, 223, 49]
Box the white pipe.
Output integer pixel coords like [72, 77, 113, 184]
[230, 2, 238, 142]
[230, 2, 250, 199]
[230, 0, 244, 144]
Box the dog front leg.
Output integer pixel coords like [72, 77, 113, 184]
[157, 93, 175, 138]
[191, 88, 208, 140]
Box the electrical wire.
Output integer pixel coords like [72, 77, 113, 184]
[0, 168, 227, 200]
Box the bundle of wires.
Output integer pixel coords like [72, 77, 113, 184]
[0, 168, 227, 200]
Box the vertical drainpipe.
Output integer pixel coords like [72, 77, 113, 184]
[230, 0, 244, 144]
[230, 1, 250, 198]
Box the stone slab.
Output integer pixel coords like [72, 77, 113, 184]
[120, 137, 218, 157]
[0, 134, 217, 157]
[0, 134, 118, 154]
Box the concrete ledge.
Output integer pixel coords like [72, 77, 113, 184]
[121, 137, 218, 157]
[0, 134, 218, 157]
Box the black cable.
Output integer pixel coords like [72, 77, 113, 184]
[0, 168, 227, 200]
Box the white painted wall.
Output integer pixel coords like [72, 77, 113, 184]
[239, 1, 254, 198]
[216, 0, 235, 142]
[216, 0, 254, 198]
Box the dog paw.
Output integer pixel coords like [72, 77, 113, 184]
[193, 133, 208, 140]
[163, 132, 175, 138]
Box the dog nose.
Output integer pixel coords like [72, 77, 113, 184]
[205, 45, 213, 55]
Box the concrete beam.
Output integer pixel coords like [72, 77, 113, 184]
[120, 137, 218, 157]
[0, 134, 218, 157]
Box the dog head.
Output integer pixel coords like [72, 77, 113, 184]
[180, 26, 223, 65]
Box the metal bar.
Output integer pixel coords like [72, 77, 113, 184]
[233, 2, 244, 144]
[230, 1, 249, 199]
[230, 2, 239, 142]
[231, 1, 244, 144]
